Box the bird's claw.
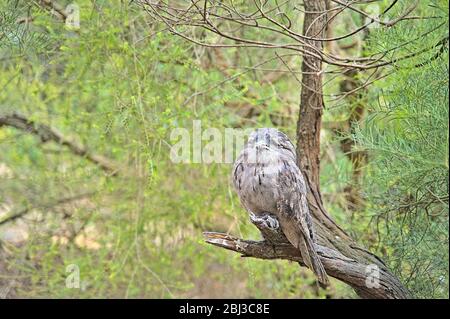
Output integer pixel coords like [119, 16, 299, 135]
[250, 212, 279, 230]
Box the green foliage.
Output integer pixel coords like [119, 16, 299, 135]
[0, 1, 52, 57]
[353, 0, 449, 298]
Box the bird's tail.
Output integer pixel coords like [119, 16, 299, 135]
[276, 200, 329, 286]
[297, 232, 329, 286]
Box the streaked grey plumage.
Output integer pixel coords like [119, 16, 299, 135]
[232, 128, 329, 285]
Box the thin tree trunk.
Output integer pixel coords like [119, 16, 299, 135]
[296, 0, 326, 189]
[295, 0, 409, 298]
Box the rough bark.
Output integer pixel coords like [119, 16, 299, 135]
[203, 227, 409, 299]
[295, 0, 326, 189]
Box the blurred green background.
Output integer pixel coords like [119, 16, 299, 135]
[0, 0, 448, 298]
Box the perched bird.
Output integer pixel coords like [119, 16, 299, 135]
[232, 128, 329, 285]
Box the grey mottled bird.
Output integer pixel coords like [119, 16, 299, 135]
[232, 128, 329, 285]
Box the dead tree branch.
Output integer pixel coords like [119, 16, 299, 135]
[203, 210, 410, 299]
[0, 112, 119, 175]
[37, 0, 68, 21]
[0, 191, 97, 226]
[138, 0, 441, 71]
